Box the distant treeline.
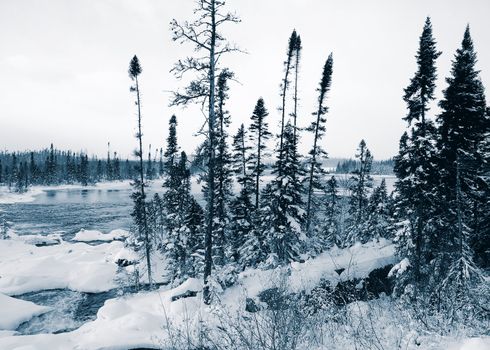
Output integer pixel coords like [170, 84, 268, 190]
[335, 158, 394, 175]
[0, 144, 166, 192]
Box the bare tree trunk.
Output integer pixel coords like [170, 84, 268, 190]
[203, 0, 217, 305]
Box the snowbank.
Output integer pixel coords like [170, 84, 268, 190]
[0, 239, 485, 350]
[73, 229, 129, 242]
[236, 239, 396, 298]
[0, 238, 124, 295]
[0, 187, 44, 204]
[0, 293, 50, 330]
[0, 279, 203, 349]
[450, 338, 490, 350]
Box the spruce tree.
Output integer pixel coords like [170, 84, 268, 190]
[248, 98, 272, 208]
[348, 139, 373, 244]
[320, 176, 341, 249]
[266, 122, 305, 264]
[212, 69, 234, 266]
[394, 17, 441, 291]
[292, 34, 302, 142]
[278, 30, 298, 170]
[433, 26, 488, 304]
[365, 179, 394, 241]
[128, 55, 153, 288]
[230, 124, 255, 269]
[231, 124, 252, 190]
[106, 142, 113, 181]
[305, 54, 333, 233]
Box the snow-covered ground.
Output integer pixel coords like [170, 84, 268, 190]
[0, 239, 396, 349]
[0, 237, 121, 295]
[233, 239, 396, 300]
[0, 293, 51, 331]
[0, 186, 45, 204]
[72, 229, 129, 242]
[0, 231, 487, 349]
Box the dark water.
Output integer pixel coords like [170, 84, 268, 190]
[0, 181, 205, 241]
[16, 289, 120, 335]
[1, 186, 134, 240]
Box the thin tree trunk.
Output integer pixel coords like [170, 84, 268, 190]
[241, 132, 247, 180]
[255, 127, 262, 209]
[306, 101, 323, 232]
[203, 0, 217, 305]
[135, 76, 152, 288]
[279, 57, 292, 176]
[293, 53, 299, 142]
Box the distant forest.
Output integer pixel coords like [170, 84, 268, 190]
[0, 144, 165, 191]
[334, 158, 394, 175]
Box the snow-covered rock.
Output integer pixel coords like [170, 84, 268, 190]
[0, 187, 44, 204]
[73, 229, 129, 242]
[236, 238, 396, 299]
[0, 238, 123, 295]
[0, 293, 50, 330]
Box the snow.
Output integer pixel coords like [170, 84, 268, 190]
[72, 229, 129, 242]
[0, 187, 44, 204]
[388, 257, 411, 277]
[0, 293, 51, 331]
[7, 231, 63, 247]
[0, 238, 486, 350]
[236, 239, 396, 298]
[449, 338, 490, 350]
[0, 282, 203, 350]
[0, 237, 124, 295]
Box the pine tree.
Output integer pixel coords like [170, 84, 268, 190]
[305, 54, 333, 233]
[292, 34, 302, 142]
[228, 186, 254, 267]
[278, 30, 299, 171]
[159, 148, 164, 177]
[365, 179, 394, 241]
[79, 154, 89, 186]
[29, 152, 40, 185]
[394, 17, 441, 290]
[106, 142, 113, 181]
[231, 124, 252, 190]
[164, 115, 179, 170]
[319, 176, 341, 249]
[46, 144, 57, 184]
[128, 55, 153, 288]
[171, 0, 240, 304]
[266, 122, 305, 264]
[212, 69, 234, 266]
[162, 115, 185, 282]
[146, 144, 154, 180]
[348, 139, 373, 244]
[433, 26, 487, 304]
[229, 125, 256, 269]
[10, 153, 18, 190]
[248, 98, 272, 208]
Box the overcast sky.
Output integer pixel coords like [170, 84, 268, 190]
[1, 0, 489, 160]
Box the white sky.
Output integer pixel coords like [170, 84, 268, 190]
[1, 0, 489, 160]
